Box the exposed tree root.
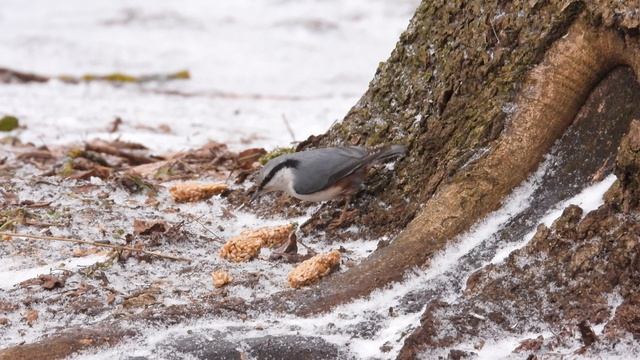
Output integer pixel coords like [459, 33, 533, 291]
[271, 16, 640, 315]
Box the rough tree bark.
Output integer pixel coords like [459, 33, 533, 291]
[279, 0, 640, 314]
[3, 0, 640, 358]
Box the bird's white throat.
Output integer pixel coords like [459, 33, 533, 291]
[264, 167, 296, 194]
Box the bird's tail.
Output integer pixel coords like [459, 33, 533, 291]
[366, 144, 407, 164]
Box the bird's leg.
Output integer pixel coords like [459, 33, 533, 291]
[338, 195, 352, 221]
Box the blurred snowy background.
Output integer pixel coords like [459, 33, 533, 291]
[0, 0, 420, 152]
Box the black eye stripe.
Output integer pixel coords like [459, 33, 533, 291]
[258, 159, 300, 190]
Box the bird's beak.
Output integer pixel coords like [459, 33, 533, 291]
[249, 189, 261, 204]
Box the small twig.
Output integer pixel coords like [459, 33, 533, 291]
[225, 169, 235, 184]
[295, 236, 316, 255]
[490, 20, 500, 44]
[0, 220, 14, 232]
[0, 232, 191, 262]
[282, 114, 296, 143]
[185, 214, 223, 242]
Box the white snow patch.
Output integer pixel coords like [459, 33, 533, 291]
[490, 174, 616, 264]
[0, 254, 107, 290]
[0, 0, 420, 152]
[423, 159, 546, 280]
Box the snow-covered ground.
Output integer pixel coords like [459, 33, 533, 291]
[0, 0, 419, 152]
[70, 153, 616, 360]
[0, 0, 422, 357]
[2, 1, 630, 359]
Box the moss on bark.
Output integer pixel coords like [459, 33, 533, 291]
[303, 0, 640, 238]
[288, 0, 640, 312]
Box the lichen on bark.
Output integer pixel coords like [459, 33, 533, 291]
[287, 0, 640, 314]
[304, 1, 640, 238]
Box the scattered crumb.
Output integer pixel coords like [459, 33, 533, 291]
[288, 250, 341, 288]
[212, 270, 233, 288]
[219, 224, 295, 262]
[242, 224, 294, 248]
[219, 237, 263, 262]
[169, 182, 228, 203]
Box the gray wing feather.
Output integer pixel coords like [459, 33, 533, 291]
[289, 147, 367, 195]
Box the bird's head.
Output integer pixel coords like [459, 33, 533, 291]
[249, 156, 299, 203]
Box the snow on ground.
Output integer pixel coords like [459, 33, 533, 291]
[68, 158, 616, 359]
[0, 160, 382, 346]
[0, 0, 419, 354]
[0, 0, 419, 152]
[0, 254, 108, 290]
[0, 1, 628, 359]
[490, 174, 617, 265]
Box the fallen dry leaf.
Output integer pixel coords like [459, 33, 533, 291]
[158, 124, 172, 133]
[23, 309, 38, 326]
[39, 274, 65, 290]
[169, 182, 228, 203]
[68, 166, 112, 180]
[0, 300, 18, 312]
[85, 139, 154, 165]
[269, 232, 305, 263]
[273, 232, 297, 255]
[514, 335, 544, 352]
[106, 293, 116, 305]
[237, 148, 266, 169]
[72, 247, 101, 257]
[133, 219, 168, 236]
[15, 150, 54, 163]
[176, 141, 229, 162]
[212, 270, 233, 288]
[78, 338, 94, 346]
[288, 250, 341, 288]
[123, 287, 160, 309]
[129, 160, 170, 178]
[19, 273, 68, 290]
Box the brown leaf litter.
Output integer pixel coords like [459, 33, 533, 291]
[133, 219, 169, 236]
[23, 309, 38, 326]
[122, 287, 161, 309]
[19, 273, 68, 290]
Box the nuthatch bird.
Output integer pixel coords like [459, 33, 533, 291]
[250, 145, 406, 203]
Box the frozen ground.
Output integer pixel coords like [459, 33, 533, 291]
[0, 0, 419, 152]
[74, 154, 615, 359]
[0, 138, 620, 359]
[0, 157, 380, 348]
[0, 0, 422, 357]
[1, 1, 632, 359]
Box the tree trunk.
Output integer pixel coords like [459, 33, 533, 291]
[279, 0, 640, 314]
